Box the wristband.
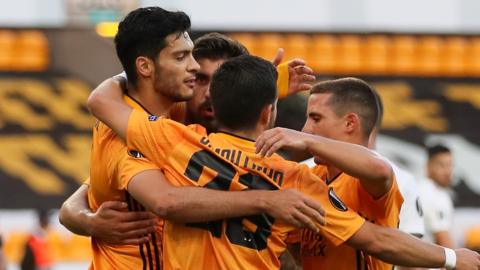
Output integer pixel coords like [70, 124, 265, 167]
[443, 247, 456, 270]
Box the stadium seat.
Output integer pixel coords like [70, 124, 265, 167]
[337, 35, 363, 73]
[13, 30, 49, 71]
[0, 30, 16, 70]
[466, 37, 480, 76]
[417, 36, 442, 75]
[364, 35, 391, 75]
[442, 36, 467, 76]
[310, 34, 338, 73]
[391, 35, 418, 75]
[283, 34, 310, 62]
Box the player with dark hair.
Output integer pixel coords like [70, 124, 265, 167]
[59, 31, 317, 251]
[185, 32, 249, 132]
[88, 55, 480, 270]
[419, 144, 456, 248]
[255, 77, 467, 270]
[60, 8, 324, 269]
[60, 7, 326, 269]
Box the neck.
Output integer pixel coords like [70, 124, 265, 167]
[127, 81, 174, 117]
[219, 125, 264, 141]
[326, 165, 342, 181]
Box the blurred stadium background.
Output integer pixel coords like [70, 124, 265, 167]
[1, 0, 480, 269]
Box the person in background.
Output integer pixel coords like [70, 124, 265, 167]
[0, 233, 6, 270]
[419, 144, 455, 249]
[368, 90, 425, 270]
[20, 210, 54, 270]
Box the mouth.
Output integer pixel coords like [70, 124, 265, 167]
[200, 102, 214, 118]
[184, 77, 196, 89]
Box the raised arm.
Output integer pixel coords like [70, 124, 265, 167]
[59, 183, 156, 245]
[272, 49, 316, 98]
[126, 167, 325, 231]
[86, 76, 132, 140]
[255, 128, 393, 198]
[347, 222, 480, 270]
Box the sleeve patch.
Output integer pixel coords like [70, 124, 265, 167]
[328, 187, 348, 212]
[148, 115, 159, 121]
[128, 150, 144, 158]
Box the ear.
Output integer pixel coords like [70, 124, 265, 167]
[135, 56, 154, 79]
[259, 104, 273, 126]
[344, 112, 360, 135]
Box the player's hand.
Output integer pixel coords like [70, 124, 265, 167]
[271, 48, 315, 95]
[286, 58, 316, 95]
[89, 201, 157, 245]
[454, 248, 480, 270]
[271, 48, 285, 67]
[263, 189, 326, 232]
[256, 127, 311, 157]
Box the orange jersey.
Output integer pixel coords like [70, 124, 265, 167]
[119, 109, 366, 270]
[299, 165, 404, 270]
[87, 95, 162, 270]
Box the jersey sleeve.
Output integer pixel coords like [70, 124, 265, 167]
[114, 152, 160, 190]
[126, 109, 185, 167]
[295, 166, 365, 246]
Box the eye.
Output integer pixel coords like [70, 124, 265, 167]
[195, 75, 208, 85]
[310, 115, 321, 123]
[176, 53, 186, 60]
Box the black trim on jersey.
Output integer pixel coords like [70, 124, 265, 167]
[125, 192, 161, 270]
[126, 93, 154, 115]
[217, 130, 255, 142]
[356, 249, 369, 270]
[125, 192, 148, 270]
[326, 172, 343, 185]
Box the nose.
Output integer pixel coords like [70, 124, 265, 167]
[205, 84, 211, 99]
[301, 120, 311, 134]
[188, 56, 200, 73]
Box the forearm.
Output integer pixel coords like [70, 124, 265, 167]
[352, 224, 445, 268]
[86, 78, 131, 140]
[152, 187, 270, 222]
[305, 136, 392, 196]
[59, 184, 94, 236]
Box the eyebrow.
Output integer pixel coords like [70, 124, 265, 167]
[308, 112, 322, 117]
[171, 49, 192, 55]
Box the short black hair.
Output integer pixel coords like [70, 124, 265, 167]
[427, 144, 451, 160]
[372, 89, 384, 129]
[210, 55, 277, 130]
[193, 32, 249, 61]
[114, 7, 191, 85]
[310, 77, 379, 138]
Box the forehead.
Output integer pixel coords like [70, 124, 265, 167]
[307, 93, 334, 112]
[197, 58, 225, 75]
[164, 31, 194, 51]
[430, 152, 452, 162]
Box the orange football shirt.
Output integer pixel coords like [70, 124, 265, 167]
[87, 95, 162, 270]
[299, 165, 403, 270]
[119, 109, 366, 270]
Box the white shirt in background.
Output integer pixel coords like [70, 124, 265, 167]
[390, 163, 425, 237]
[418, 178, 454, 244]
